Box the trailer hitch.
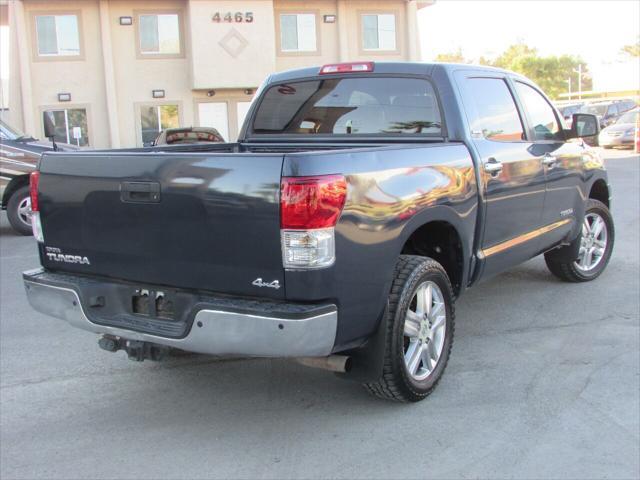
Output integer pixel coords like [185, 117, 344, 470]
[98, 335, 170, 362]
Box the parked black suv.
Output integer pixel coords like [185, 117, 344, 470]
[0, 119, 79, 235]
[582, 99, 637, 128]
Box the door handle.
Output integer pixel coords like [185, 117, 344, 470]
[120, 181, 161, 203]
[484, 158, 503, 176]
[542, 154, 558, 166]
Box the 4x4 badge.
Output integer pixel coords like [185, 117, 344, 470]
[252, 278, 281, 290]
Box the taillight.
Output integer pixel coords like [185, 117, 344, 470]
[29, 171, 40, 212]
[280, 175, 347, 269]
[29, 171, 44, 242]
[280, 175, 346, 229]
[319, 62, 374, 75]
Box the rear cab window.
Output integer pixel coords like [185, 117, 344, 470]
[250, 77, 442, 136]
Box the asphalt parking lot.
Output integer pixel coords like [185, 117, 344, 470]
[1, 149, 638, 480]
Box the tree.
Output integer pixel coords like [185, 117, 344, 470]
[434, 48, 470, 64]
[492, 43, 538, 70]
[433, 42, 593, 99]
[621, 38, 640, 57]
[489, 43, 592, 99]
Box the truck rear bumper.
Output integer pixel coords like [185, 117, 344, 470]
[23, 269, 337, 357]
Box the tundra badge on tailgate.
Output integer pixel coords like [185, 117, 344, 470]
[44, 246, 91, 265]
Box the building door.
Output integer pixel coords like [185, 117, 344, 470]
[197, 102, 229, 142]
[236, 101, 252, 135]
[43, 107, 90, 146]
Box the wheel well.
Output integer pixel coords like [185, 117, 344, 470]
[2, 175, 30, 209]
[401, 221, 464, 296]
[589, 180, 609, 208]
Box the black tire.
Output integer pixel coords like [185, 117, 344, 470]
[6, 186, 33, 236]
[544, 199, 614, 282]
[363, 255, 455, 402]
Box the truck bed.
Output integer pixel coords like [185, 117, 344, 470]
[37, 142, 442, 299]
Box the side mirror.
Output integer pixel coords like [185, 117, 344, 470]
[42, 112, 59, 151]
[569, 113, 600, 140]
[43, 111, 56, 139]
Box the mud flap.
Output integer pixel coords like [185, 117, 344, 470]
[546, 229, 582, 263]
[335, 302, 389, 383]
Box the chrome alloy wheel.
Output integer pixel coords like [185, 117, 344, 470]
[574, 212, 608, 272]
[17, 196, 32, 228]
[403, 281, 447, 381]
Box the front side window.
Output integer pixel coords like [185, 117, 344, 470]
[515, 82, 561, 141]
[43, 108, 89, 146]
[252, 77, 441, 136]
[140, 104, 179, 145]
[362, 14, 396, 51]
[35, 14, 80, 57]
[466, 78, 524, 141]
[280, 14, 316, 52]
[139, 14, 181, 55]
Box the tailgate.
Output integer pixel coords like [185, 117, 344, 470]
[37, 152, 285, 299]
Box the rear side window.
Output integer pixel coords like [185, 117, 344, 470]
[515, 82, 562, 141]
[466, 78, 524, 142]
[251, 77, 442, 136]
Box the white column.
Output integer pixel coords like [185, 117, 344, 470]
[337, 0, 349, 61]
[13, 0, 35, 134]
[99, 0, 120, 148]
[406, 0, 420, 62]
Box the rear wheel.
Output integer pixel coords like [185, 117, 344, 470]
[545, 199, 614, 282]
[363, 255, 455, 402]
[6, 186, 33, 236]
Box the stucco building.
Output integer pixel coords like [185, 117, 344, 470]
[2, 0, 431, 148]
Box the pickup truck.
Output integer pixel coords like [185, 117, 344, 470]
[23, 62, 614, 402]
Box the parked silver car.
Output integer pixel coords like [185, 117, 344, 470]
[598, 108, 639, 149]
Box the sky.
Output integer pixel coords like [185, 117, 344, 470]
[418, 0, 640, 90]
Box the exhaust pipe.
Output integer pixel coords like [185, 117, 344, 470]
[295, 355, 351, 373]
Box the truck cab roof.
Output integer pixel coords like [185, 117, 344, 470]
[267, 62, 516, 85]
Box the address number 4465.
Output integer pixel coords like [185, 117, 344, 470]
[212, 12, 254, 23]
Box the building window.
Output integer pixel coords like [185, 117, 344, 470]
[139, 13, 181, 55]
[35, 14, 80, 57]
[43, 108, 89, 146]
[362, 14, 396, 51]
[280, 14, 316, 52]
[140, 104, 179, 145]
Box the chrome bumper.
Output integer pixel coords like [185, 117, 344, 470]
[23, 270, 337, 357]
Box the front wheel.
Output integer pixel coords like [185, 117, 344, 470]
[363, 255, 455, 402]
[6, 186, 33, 236]
[545, 199, 614, 282]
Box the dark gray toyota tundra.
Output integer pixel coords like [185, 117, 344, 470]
[23, 62, 614, 402]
